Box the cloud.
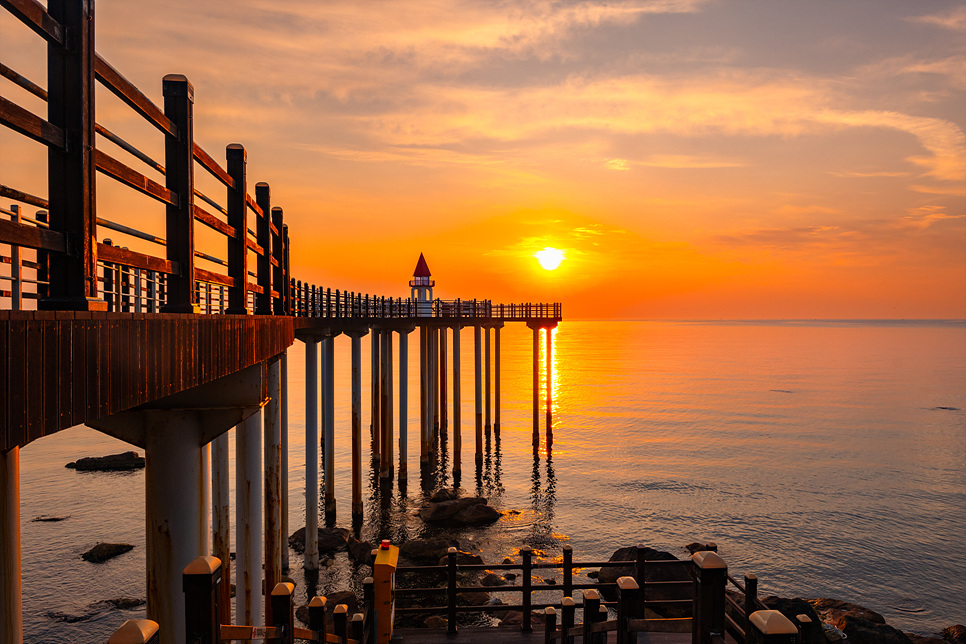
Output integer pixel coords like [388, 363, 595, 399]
[913, 6, 966, 31]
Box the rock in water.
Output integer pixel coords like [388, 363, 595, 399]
[808, 598, 886, 629]
[761, 596, 824, 644]
[943, 625, 966, 644]
[419, 496, 501, 526]
[66, 451, 144, 471]
[399, 538, 451, 562]
[842, 616, 912, 644]
[82, 543, 134, 563]
[348, 538, 373, 565]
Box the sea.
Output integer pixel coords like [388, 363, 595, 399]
[17, 320, 966, 643]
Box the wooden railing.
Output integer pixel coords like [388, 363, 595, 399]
[1, 0, 561, 323]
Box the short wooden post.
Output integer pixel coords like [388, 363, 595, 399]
[583, 589, 601, 644]
[447, 547, 458, 633]
[182, 555, 221, 644]
[160, 74, 197, 313]
[351, 613, 365, 644]
[308, 596, 328, 641]
[270, 582, 295, 644]
[561, 596, 576, 644]
[744, 574, 759, 644]
[545, 607, 557, 644]
[617, 576, 641, 644]
[748, 610, 798, 644]
[333, 604, 348, 644]
[562, 545, 573, 598]
[522, 546, 533, 632]
[108, 620, 160, 644]
[691, 551, 728, 644]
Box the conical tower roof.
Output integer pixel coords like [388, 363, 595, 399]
[413, 253, 431, 277]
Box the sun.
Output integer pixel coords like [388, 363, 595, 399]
[535, 247, 565, 271]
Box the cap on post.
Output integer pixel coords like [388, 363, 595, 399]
[108, 619, 160, 644]
[691, 551, 727, 569]
[616, 576, 639, 590]
[271, 581, 295, 596]
[750, 610, 798, 635]
[183, 555, 221, 575]
[309, 596, 327, 608]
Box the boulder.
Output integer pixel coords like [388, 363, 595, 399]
[499, 610, 547, 627]
[597, 545, 682, 585]
[31, 515, 70, 522]
[842, 616, 912, 644]
[455, 503, 501, 526]
[66, 451, 144, 471]
[457, 590, 491, 606]
[82, 543, 134, 563]
[296, 590, 361, 625]
[288, 526, 350, 555]
[481, 572, 508, 587]
[44, 597, 144, 623]
[430, 488, 458, 502]
[399, 538, 451, 562]
[348, 538, 374, 565]
[943, 625, 966, 644]
[424, 615, 449, 629]
[686, 542, 718, 554]
[438, 551, 484, 566]
[908, 635, 946, 644]
[808, 598, 886, 630]
[419, 497, 501, 526]
[761, 596, 824, 644]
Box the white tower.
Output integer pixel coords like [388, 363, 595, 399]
[410, 253, 434, 316]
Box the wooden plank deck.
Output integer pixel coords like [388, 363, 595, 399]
[392, 628, 693, 643]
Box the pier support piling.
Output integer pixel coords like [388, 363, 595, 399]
[452, 325, 462, 477]
[370, 329, 381, 460]
[474, 324, 483, 463]
[485, 325, 492, 433]
[398, 328, 414, 481]
[349, 331, 366, 521]
[419, 326, 429, 464]
[0, 447, 22, 644]
[265, 358, 283, 623]
[236, 411, 263, 627]
[531, 325, 539, 446]
[211, 433, 231, 624]
[323, 336, 336, 519]
[380, 329, 394, 479]
[494, 324, 502, 432]
[304, 339, 320, 570]
[280, 352, 289, 572]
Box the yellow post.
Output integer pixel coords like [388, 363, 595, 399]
[373, 540, 399, 644]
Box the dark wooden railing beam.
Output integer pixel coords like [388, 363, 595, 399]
[0, 185, 48, 210]
[94, 54, 176, 137]
[0, 96, 65, 148]
[193, 143, 235, 189]
[0, 0, 64, 46]
[94, 149, 177, 206]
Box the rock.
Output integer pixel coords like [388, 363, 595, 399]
[504, 572, 517, 580]
[106, 597, 145, 610]
[430, 488, 458, 502]
[686, 542, 718, 554]
[288, 527, 307, 554]
[32, 515, 70, 522]
[842, 616, 912, 644]
[809, 598, 886, 630]
[499, 610, 547, 627]
[348, 538, 374, 565]
[943, 625, 966, 644]
[319, 527, 350, 553]
[66, 451, 144, 471]
[424, 615, 448, 629]
[544, 578, 556, 585]
[481, 572, 508, 586]
[457, 590, 491, 606]
[502, 557, 515, 565]
[761, 596, 823, 644]
[82, 543, 134, 563]
[296, 590, 360, 624]
[44, 597, 144, 623]
[907, 635, 946, 644]
[455, 503, 501, 526]
[438, 551, 484, 566]
[400, 538, 451, 562]
[597, 545, 681, 586]
[587, 570, 598, 579]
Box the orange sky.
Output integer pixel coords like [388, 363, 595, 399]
[2, 1, 964, 319]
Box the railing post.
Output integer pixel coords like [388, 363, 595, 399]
[616, 576, 640, 644]
[270, 207, 284, 314]
[635, 543, 647, 596]
[561, 596, 575, 644]
[309, 596, 328, 640]
[270, 582, 295, 644]
[42, 0, 107, 311]
[282, 223, 291, 314]
[748, 611, 799, 644]
[522, 546, 533, 632]
[333, 604, 348, 644]
[583, 589, 601, 644]
[545, 607, 557, 644]
[226, 143, 248, 313]
[447, 547, 458, 633]
[255, 182, 272, 314]
[182, 555, 221, 644]
[691, 551, 728, 644]
[563, 545, 573, 598]
[108, 620, 161, 644]
[351, 613, 365, 644]
[745, 574, 759, 644]
[157, 73, 198, 312]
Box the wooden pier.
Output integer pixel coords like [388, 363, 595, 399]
[1, 1, 562, 642]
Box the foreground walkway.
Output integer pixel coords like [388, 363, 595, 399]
[393, 627, 694, 643]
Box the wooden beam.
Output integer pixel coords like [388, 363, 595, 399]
[192, 204, 235, 238]
[0, 184, 48, 210]
[94, 149, 177, 206]
[0, 0, 64, 46]
[192, 143, 234, 189]
[97, 243, 176, 275]
[0, 218, 65, 252]
[0, 95, 65, 148]
[94, 54, 176, 137]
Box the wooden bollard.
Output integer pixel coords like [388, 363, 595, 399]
[561, 596, 576, 644]
[521, 546, 533, 632]
[596, 605, 609, 644]
[748, 610, 799, 644]
[616, 576, 641, 644]
[308, 596, 328, 640]
[583, 589, 601, 644]
[544, 607, 558, 644]
[108, 620, 160, 644]
[447, 547, 458, 633]
[352, 613, 365, 643]
[691, 551, 728, 644]
[744, 574, 759, 644]
[334, 604, 349, 644]
[270, 582, 296, 644]
[182, 555, 222, 644]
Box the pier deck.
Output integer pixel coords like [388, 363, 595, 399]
[393, 628, 694, 643]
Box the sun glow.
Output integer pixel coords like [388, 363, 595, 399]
[535, 247, 565, 270]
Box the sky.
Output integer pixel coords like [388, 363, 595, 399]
[2, 0, 965, 319]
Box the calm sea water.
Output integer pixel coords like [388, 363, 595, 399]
[18, 320, 966, 642]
